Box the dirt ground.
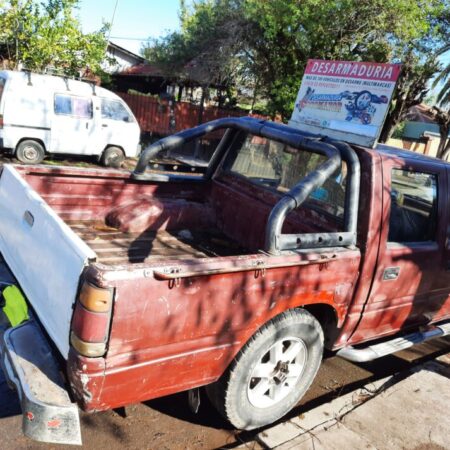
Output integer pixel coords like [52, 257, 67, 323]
[1, 334, 449, 450]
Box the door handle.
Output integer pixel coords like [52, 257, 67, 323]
[102, 124, 108, 128]
[86, 122, 89, 129]
[382, 267, 400, 281]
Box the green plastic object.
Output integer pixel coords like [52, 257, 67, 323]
[2, 285, 29, 327]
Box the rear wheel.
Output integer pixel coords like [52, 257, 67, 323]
[100, 146, 125, 168]
[15, 140, 45, 164]
[206, 308, 324, 430]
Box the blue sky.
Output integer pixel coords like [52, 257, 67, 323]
[77, 0, 181, 55]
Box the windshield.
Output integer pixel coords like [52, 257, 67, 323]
[222, 132, 347, 219]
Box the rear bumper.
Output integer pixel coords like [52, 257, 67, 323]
[0, 321, 82, 445]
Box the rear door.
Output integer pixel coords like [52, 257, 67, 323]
[350, 154, 448, 342]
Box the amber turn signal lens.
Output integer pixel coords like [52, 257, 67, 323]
[79, 282, 112, 313]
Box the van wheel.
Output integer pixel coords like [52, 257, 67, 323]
[101, 146, 124, 168]
[206, 309, 323, 430]
[16, 140, 45, 165]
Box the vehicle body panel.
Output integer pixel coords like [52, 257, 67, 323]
[348, 150, 450, 343]
[0, 165, 95, 357]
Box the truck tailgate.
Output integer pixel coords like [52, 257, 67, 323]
[0, 165, 96, 358]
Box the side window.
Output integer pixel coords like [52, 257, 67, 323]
[388, 169, 437, 243]
[101, 99, 130, 122]
[54, 94, 92, 118]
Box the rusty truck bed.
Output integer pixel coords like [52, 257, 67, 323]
[67, 220, 248, 265]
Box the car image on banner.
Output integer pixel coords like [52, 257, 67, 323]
[290, 60, 401, 147]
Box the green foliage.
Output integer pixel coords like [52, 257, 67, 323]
[0, 0, 109, 76]
[391, 122, 406, 139]
[143, 0, 449, 121]
[142, 0, 246, 89]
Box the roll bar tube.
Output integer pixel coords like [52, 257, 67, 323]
[132, 117, 360, 254]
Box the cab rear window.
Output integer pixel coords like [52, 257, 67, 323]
[223, 132, 347, 219]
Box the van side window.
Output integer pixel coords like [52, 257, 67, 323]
[388, 169, 437, 243]
[101, 99, 130, 122]
[54, 94, 92, 118]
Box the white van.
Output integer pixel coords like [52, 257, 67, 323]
[0, 70, 140, 167]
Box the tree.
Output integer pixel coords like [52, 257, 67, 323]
[242, 0, 447, 121]
[144, 0, 449, 123]
[0, 0, 109, 76]
[379, 51, 440, 142]
[142, 1, 247, 95]
[431, 106, 450, 159]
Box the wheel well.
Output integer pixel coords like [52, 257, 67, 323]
[16, 138, 47, 154]
[301, 304, 339, 349]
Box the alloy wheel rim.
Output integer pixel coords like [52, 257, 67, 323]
[247, 337, 307, 408]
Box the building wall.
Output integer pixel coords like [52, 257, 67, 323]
[403, 121, 441, 139]
[103, 47, 143, 74]
[386, 135, 448, 159]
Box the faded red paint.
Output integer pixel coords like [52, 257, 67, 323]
[14, 142, 450, 413]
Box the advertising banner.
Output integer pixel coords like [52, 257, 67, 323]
[289, 59, 402, 147]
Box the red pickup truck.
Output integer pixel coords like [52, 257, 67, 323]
[0, 117, 449, 445]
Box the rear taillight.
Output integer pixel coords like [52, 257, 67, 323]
[70, 281, 113, 357]
[0, 114, 3, 129]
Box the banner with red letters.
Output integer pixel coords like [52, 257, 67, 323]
[289, 59, 402, 147]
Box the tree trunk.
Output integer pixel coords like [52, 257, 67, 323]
[379, 111, 401, 143]
[250, 78, 259, 114]
[436, 123, 450, 159]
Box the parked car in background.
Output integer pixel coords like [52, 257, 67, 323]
[0, 70, 140, 167]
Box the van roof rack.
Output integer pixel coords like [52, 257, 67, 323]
[20, 68, 97, 93]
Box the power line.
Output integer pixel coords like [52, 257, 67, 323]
[106, 0, 119, 44]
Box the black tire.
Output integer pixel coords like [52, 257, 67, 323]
[15, 140, 45, 164]
[206, 308, 323, 430]
[100, 146, 125, 168]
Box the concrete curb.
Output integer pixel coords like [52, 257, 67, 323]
[253, 354, 450, 449]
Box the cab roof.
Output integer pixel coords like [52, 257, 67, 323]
[375, 143, 449, 166]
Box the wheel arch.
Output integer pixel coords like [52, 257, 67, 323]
[103, 144, 125, 154]
[301, 303, 340, 349]
[227, 303, 339, 370]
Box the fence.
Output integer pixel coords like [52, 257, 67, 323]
[116, 92, 251, 136]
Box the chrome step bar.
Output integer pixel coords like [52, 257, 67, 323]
[337, 321, 450, 363]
